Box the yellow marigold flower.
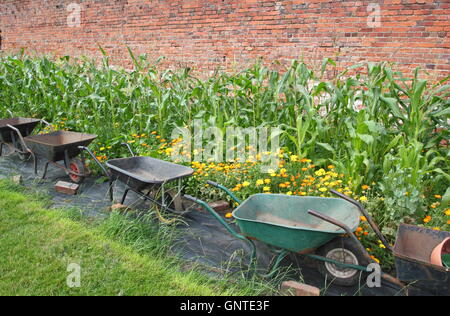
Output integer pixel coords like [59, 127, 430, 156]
[315, 169, 326, 176]
[379, 244, 386, 249]
[264, 179, 271, 184]
[256, 179, 264, 186]
[435, 195, 442, 199]
[242, 181, 250, 187]
[423, 215, 432, 223]
[319, 187, 328, 192]
[225, 213, 233, 219]
[360, 196, 368, 202]
[280, 168, 287, 174]
[100, 147, 105, 151]
[263, 186, 271, 192]
[286, 191, 293, 196]
[445, 209, 450, 216]
[290, 155, 299, 162]
[370, 256, 380, 264]
[360, 216, 367, 222]
[327, 165, 335, 170]
[361, 185, 370, 190]
[433, 227, 441, 231]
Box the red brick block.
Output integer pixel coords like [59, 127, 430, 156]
[280, 281, 321, 297]
[55, 181, 79, 196]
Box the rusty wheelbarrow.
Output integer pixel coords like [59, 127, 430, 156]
[5, 122, 97, 184]
[0, 117, 44, 160]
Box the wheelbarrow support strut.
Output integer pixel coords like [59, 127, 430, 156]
[183, 194, 258, 273]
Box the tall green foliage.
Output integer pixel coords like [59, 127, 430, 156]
[0, 52, 448, 220]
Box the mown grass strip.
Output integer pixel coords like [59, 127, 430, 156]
[0, 180, 263, 296]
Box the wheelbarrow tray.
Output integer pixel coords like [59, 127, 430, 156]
[0, 117, 41, 143]
[393, 224, 450, 295]
[24, 131, 97, 162]
[106, 156, 194, 192]
[232, 194, 360, 253]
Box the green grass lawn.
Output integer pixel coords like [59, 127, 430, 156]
[0, 180, 267, 296]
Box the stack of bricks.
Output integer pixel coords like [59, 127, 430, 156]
[0, 0, 448, 79]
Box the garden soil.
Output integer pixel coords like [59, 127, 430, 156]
[0, 154, 431, 296]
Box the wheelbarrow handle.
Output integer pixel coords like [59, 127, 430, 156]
[329, 189, 392, 252]
[78, 146, 110, 178]
[121, 143, 136, 157]
[307, 209, 373, 264]
[206, 180, 220, 188]
[184, 194, 257, 270]
[6, 124, 32, 154]
[206, 181, 242, 205]
[184, 194, 244, 241]
[40, 119, 55, 132]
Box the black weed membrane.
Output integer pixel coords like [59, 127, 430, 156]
[0, 153, 432, 296]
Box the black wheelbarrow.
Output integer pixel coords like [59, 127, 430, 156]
[6, 123, 97, 184]
[81, 143, 194, 215]
[0, 117, 44, 160]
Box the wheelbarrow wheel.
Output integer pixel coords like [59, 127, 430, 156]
[316, 237, 369, 287]
[68, 158, 86, 184]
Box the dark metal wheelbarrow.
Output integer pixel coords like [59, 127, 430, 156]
[81, 143, 194, 215]
[0, 117, 44, 160]
[185, 182, 400, 287]
[6, 123, 97, 184]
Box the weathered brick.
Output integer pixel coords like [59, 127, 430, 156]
[55, 181, 79, 195]
[0, 0, 447, 79]
[280, 281, 321, 297]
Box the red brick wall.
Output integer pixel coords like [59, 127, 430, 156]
[1, 0, 449, 78]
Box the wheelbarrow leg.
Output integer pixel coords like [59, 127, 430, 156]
[184, 194, 258, 274]
[108, 180, 114, 202]
[263, 249, 289, 279]
[42, 162, 49, 180]
[121, 188, 130, 205]
[32, 153, 38, 176]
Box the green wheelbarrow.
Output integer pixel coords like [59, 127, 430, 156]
[185, 181, 402, 287]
